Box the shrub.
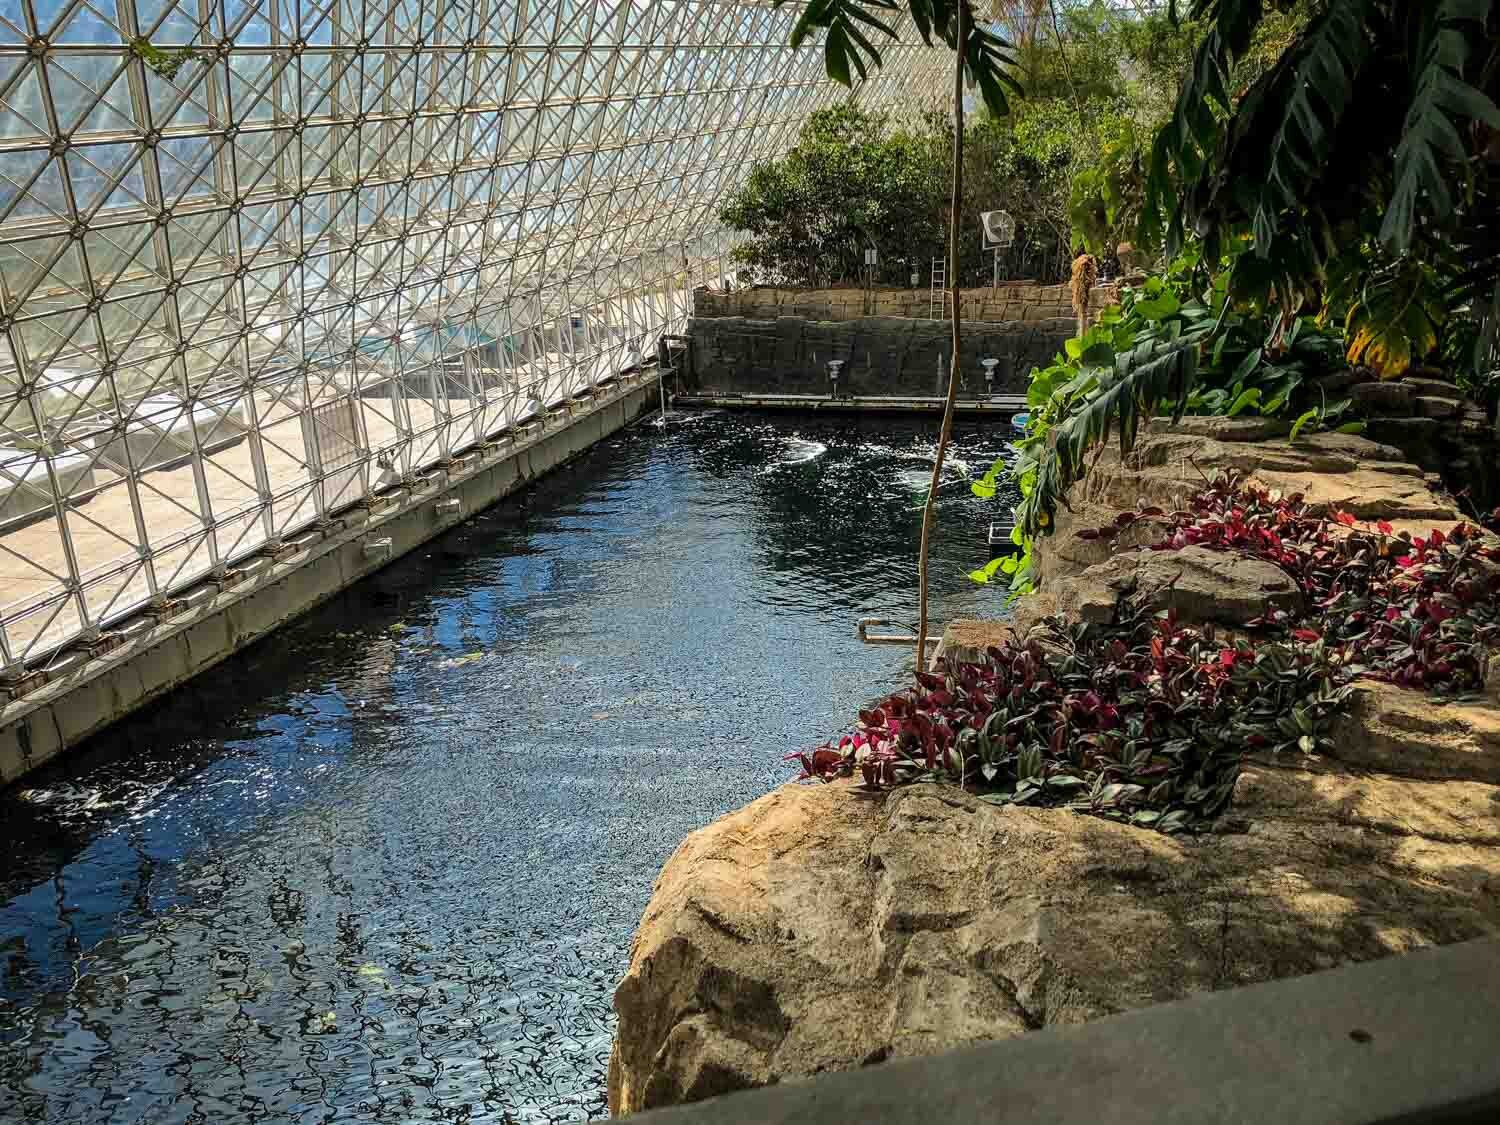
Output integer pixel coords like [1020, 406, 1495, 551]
[797, 476, 1500, 832]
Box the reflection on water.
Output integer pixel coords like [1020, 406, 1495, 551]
[0, 413, 1017, 1123]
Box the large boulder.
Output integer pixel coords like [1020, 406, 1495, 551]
[609, 733, 1500, 1114]
[1056, 544, 1301, 627]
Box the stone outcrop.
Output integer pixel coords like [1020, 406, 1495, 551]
[1038, 417, 1462, 587]
[609, 422, 1500, 1116]
[610, 750, 1500, 1114]
[1055, 544, 1301, 626]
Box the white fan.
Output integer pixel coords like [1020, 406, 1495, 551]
[980, 210, 1015, 249]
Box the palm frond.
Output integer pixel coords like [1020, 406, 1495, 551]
[775, 0, 1018, 117]
[1020, 333, 1203, 537]
[1382, 0, 1500, 250]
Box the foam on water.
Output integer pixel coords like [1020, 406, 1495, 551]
[764, 437, 828, 469]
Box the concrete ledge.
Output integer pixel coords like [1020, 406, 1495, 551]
[630, 938, 1500, 1125]
[0, 375, 655, 786]
[674, 393, 1027, 415]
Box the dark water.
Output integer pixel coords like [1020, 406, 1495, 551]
[0, 412, 1016, 1124]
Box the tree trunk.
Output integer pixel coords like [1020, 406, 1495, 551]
[915, 4, 967, 668]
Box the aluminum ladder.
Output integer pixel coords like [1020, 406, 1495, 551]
[929, 257, 947, 320]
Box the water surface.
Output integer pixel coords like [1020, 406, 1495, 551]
[0, 411, 1015, 1123]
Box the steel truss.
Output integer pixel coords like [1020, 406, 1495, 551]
[0, 0, 942, 672]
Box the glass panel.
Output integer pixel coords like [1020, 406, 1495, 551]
[0, 0, 945, 663]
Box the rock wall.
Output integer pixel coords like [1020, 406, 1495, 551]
[686, 314, 1071, 397]
[1035, 415, 1463, 588]
[608, 418, 1500, 1117]
[694, 283, 1118, 324]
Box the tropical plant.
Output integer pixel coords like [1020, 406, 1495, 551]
[998, 249, 1348, 542]
[1067, 116, 1148, 256]
[775, 0, 1023, 658]
[1145, 0, 1500, 377]
[719, 106, 948, 287]
[795, 476, 1500, 831]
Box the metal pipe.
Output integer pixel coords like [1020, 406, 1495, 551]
[857, 617, 942, 648]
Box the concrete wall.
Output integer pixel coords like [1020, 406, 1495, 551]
[694, 282, 1119, 324]
[687, 314, 1072, 397]
[0, 376, 656, 786]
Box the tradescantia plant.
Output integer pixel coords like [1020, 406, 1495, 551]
[792, 593, 1349, 833]
[796, 475, 1500, 832]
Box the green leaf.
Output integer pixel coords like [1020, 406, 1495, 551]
[968, 556, 1008, 584]
[1133, 290, 1181, 321]
[1382, 0, 1500, 252]
[1288, 408, 1319, 443]
[1230, 346, 1263, 385]
[824, 24, 853, 86]
[1025, 333, 1202, 538]
[1334, 420, 1367, 434]
[1226, 387, 1262, 417]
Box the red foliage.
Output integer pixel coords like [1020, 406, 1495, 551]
[795, 476, 1500, 832]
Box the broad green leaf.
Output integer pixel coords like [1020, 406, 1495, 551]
[1226, 387, 1261, 417]
[1289, 408, 1319, 442]
[1133, 290, 1181, 321]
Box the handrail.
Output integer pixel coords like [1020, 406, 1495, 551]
[857, 617, 941, 648]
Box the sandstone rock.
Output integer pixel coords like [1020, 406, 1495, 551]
[1039, 428, 1448, 587]
[1331, 681, 1500, 785]
[1257, 468, 1459, 522]
[934, 618, 1020, 666]
[1351, 381, 1416, 412]
[1145, 416, 1291, 443]
[1401, 376, 1464, 398]
[1056, 545, 1301, 626]
[1414, 396, 1464, 420]
[1306, 368, 1369, 394]
[1363, 416, 1444, 449]
[611, 758, 1500, 1114]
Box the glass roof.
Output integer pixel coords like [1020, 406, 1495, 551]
[0, 0, 941, 668]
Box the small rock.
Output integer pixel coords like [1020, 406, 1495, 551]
[1307, 369, 1370, 394]
[1413, 396, 1463, 420]
[1146, 416, 1290, 442]
[1401, 376, 1464, 397]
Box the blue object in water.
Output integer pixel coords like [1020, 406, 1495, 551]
[1011, 412, 1031, 432]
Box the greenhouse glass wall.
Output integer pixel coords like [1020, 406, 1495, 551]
[0, 0, 941, 671]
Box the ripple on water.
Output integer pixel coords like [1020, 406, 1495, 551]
[0, 412, 1016, 1124]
